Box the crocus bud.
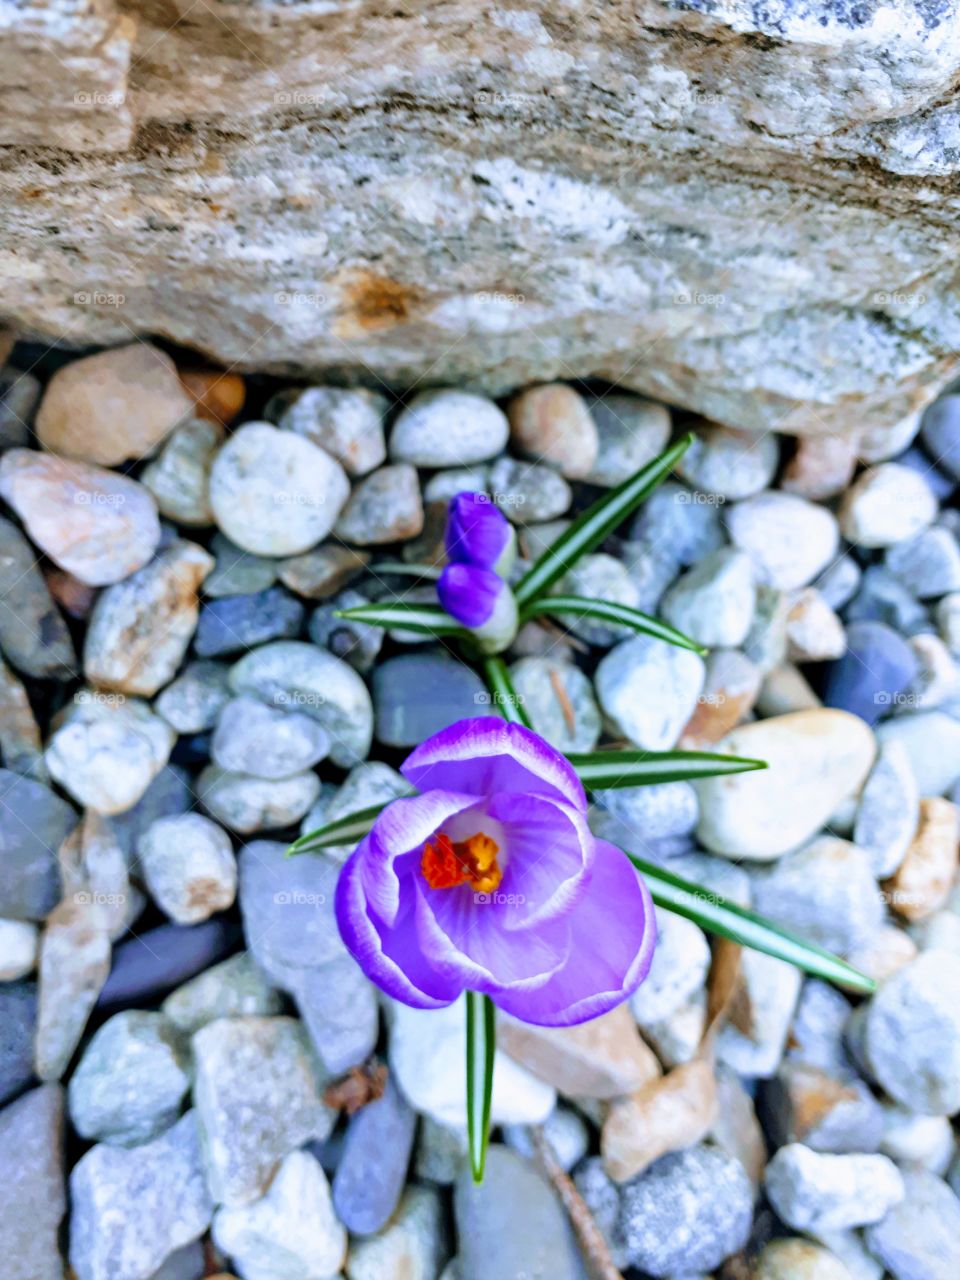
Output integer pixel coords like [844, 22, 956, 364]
[437, 563, 519, 654]
[445, 492, 516, 579]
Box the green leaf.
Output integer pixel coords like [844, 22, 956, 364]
[521, 594, 706, 655]
[513, 433, 694, 607]
[334, 601, 464, 637]
[368, 562, 442, 580]
[569, 748, 767, 789]
[479, 655, 533, 728]
[629, 852, 876, 995]
[466, 990, 496, 1183]
[286, 798, 410, 857]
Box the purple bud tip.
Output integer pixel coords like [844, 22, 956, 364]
[437, 562, 502, 628]
[445, 492, 511, 570]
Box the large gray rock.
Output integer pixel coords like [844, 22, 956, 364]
[69, 1112, 213, 1280]
[191, 1015, 336, 1205]
[0, 1085, 65, 1280]
[455, 1146, 584, 1280]
[4, 6, 960, 436]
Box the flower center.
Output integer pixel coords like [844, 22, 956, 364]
[420, 830, 503, 894]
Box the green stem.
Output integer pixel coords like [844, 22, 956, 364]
[466, 991, 496, 1183]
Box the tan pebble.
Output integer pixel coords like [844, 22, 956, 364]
[0, 448, 161, 586]
[846, 924, 918, 984]
[497, 1004, 661, 1099]
[178, 367, 246, 424]
[601, 1058, 718, 1182]
[781, 434, 857, 501]
[785, 588, 847, 662]
[36, 343, 192, 466]
[884, 796, 959, 921]
[754, 1237, 853, 1280]
[508, 383, 598, 479]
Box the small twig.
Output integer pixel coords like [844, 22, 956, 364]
[529, 1127, 625, 1280]
[323, 1059, 388, 1114]
[549, 666, 577, 736]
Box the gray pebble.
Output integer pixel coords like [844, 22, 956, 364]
[0, 1084, 65, 1280]
[0, 770, 74, 920]
[618, 1145, 753, 1277]
[194, 586, 304, 658]
[333, 1077, 416, 1235]
[211, 695, 329, 779]
[866, 1168, 960, 1280]
[68, 1011, 190, 1146]
[373, 652, 489, 748]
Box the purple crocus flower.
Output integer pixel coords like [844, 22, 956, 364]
[445, 492, 515, 576]
[335, 717, 656, 1026]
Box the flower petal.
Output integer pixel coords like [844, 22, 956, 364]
[401, 717, 588, 814]
[335, 842, 462, 1009]
[485, 790, 594, 929]
[490, 840, 657, 1026]
[413, 874, 570, 991]
[361, 789, 482, 925]
[445, 491, 512, 569]
[437, 563, 502, 628]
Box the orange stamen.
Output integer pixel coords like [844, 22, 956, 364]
[421, 830, 503, 894]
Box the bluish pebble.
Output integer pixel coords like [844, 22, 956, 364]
[194, 587, 304, 658]
[823, 620, 920, 726]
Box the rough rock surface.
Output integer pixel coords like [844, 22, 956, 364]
[3, 3, 960, 432]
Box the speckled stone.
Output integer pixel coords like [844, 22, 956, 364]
[595, 633, 705, 751]
[34, 899, 111, 1081]
[156, 660, 232, 734]
[678, 423, 779, 499]
[192, 1015, 336, 1206]
[0, 515, 76, 680]
[390, 389, 508, 467]
[69, 1111, 213, 1280]
[334, 463, 424, 544]
[726, 491, 839, 590]
[507, 657, 601, 753]
[45, 694, 175, 816]
[203, 532, 278, 598]
[840, 463, 937, 549]
[0, 449, 161, 587]
[209, 422, 350, 556]
[618, 1145, 753, 1278]
[161, 952, 282, 1036]
[0, 981, 37, 1105]
[765, 1144, 903, 1233]
[138, 813, 237, 924]
[197, 765, 320, 834]
[141, 417, 223, 526]
[584, 393, 671, 487]
[279, 384, 388, 475]
[82, 539, 214, 695]
[68, 1010, 190, 1146]
[211, 695, 329, 779]
[487, 456, 572, 523]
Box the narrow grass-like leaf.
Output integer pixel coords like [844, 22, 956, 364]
[629, 853, 876, 994]
[479, 655, 533, 728]
[466, 990, 496, 1183]
[287, 799, 404, 856]
[368, 562, 442, 580]
[569, 748, 766, 789]
[521, 594, 706, 655]
[513, 433, 694, 607]
[334, 601, 464, 637]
